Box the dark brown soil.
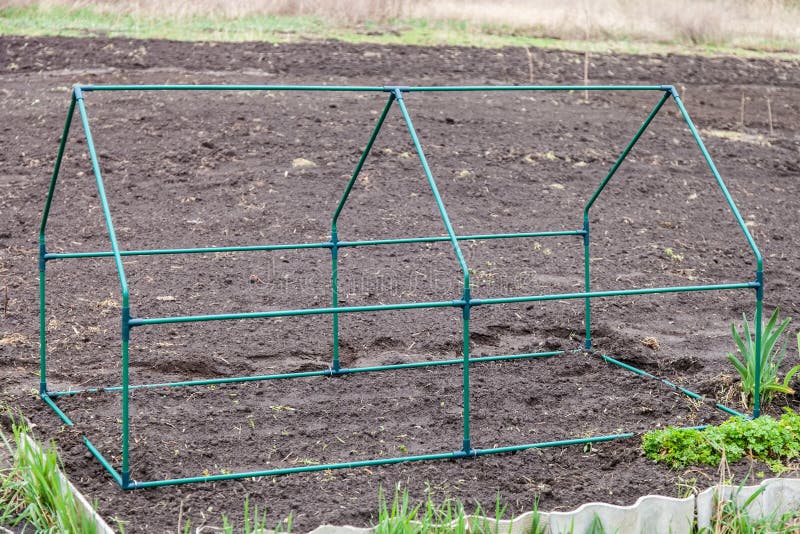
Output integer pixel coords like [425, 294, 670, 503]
[1, 36, 800, 532]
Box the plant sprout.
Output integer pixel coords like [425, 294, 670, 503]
[726, 308, 800, 409]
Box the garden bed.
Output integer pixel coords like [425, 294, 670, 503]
[1, 36, 799, 531]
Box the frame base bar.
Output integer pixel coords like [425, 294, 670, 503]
[123, 432, 641, 489]
[83, 437, 124, 487]
[41, 393, 75, 426]
[47, 350, 568, 396]
[43, 346, 746, 490]
[599, 352, 747, 418]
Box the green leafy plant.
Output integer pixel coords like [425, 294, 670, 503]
[642, 408, 800, 471]
[726, 307, 800, 408]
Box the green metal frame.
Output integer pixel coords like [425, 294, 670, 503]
[38, 84, 762, 490]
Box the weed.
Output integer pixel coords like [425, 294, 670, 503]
[371, 486, 546, 534]
[675, 475, 699, 498]
[214, 495, 293, 533]
[663, 247, 684, 262]
[702, 482, 800, 533]
[726, 307, 800, 408]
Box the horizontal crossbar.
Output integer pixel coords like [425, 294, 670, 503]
[43, 230, 584, 260]
[126, 281, 758, 327]
[76, 84, 669, 94]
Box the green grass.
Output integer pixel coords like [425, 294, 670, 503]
[1, 4, 799, 60]
[0, 415, 98, 532]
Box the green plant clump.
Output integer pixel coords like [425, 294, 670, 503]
[642, 408, 800, 472]
[706, 484, 800, 533]
[726, 307, 800, 409]
[0, 417, 97, 532]
[373, 486, 544, 534]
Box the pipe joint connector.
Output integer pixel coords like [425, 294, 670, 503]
[755, 270, 764, 300]
[38, 242, 47, 272]
[122, 306, 131, 343]
[383, 86, 409, 100]
[454, 440, 477, 458]
[661, 84, 679, 98]
[582, 219, 590, 247]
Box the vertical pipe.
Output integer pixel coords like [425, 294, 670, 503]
[461, 301, 474, 454]
[39, 93, 77, 395]
[38, 267, 47, 394]
[121, 308, 130, 486]
[330, 94, 396, 374]
[753, 273, 763, 418]
[330, 233, 340, 373]
[582, 217, 591, 350]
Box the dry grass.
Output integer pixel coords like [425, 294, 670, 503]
[414, 0, 800, 48]
[3, 0, 800, 50]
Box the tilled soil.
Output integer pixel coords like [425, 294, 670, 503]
[1, 36, 799, 532]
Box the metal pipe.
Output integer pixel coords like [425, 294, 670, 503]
[331, 94, 397, 373]
[39, 93, 77, 237]
[45, 242, 332, 260]
[129, 299, 461, 327]
[582, 217, 591, 349]
[338, 230, 583, 248]
[43, 230, 583, 262]
[754, 297, 763, 418]
[331, 94, 396, 231]
[461, 308, 473, 454]
[600, 353, 747, 418]
[48, 351, 567, 396]
[670, 88, 764, 418]
[80, 84, 386, 92]
[77, 84, 667, 94]
[473, 282, 757, 306]
[581, 92, 671, 349]
[75, 93, 129, 304]
[38, 268, 47, 394]
[126, 282, 756, 327]
[583, 92, 670, 215]
[669, 90, 763, 272]
[405, 86, 667, 92]
[471, 433, 636, 456]
[40, 394, 74, 426]
[39, 93, 77, 395]
[123, 432, 641, 488]
[77, 90, 133, 486]
[394, 90, 471, 293]
[128, 450, 463, 488]
[83, 437, 124, 487]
